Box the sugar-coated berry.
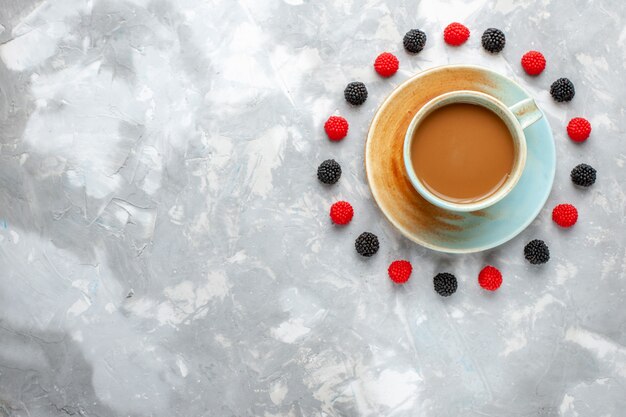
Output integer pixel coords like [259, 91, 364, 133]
[344, 82, 368, 105]
[481, 28, 505, 53]
[403, 29, 427, 53]
[355, 232, 379, 257]
[374, 52, 399, 77]
[443, 22, 470, 46]
[521, 51, 546, 75]
[550, 78, 575, 102]
[478, 266, 502, 291]
[567, 117, 591, 142]
[570, 163, 596, 187]
[324, 115, 349, 141]
[317, 159, 342, 185]
[552, 204, 578, 228]
[434, 272, 457, 296]
[524, 240, 550, 265]
[330, 201, 354, 225]
[388, 260, 412, 284]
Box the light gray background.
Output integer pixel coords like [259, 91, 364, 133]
[0, 0, 625, 416]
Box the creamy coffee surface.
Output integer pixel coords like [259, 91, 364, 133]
[410, 103, 515, 203]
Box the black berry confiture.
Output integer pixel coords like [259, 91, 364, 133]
[317, 159, 342, 184]
[344, 82, 368, 105]
[550, 78, 575, 102]
[570, 163, 596, 187]
[434, 273, 458, 296]
[355, 232, 379, 257]
[524, 240, 550, 265]
[481, 28, 506, 53]
[403, 29, 427, 53]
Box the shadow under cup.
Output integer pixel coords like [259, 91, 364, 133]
[403, 90, 536, 212]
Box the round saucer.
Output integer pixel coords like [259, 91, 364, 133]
[365, 65, 556, 253]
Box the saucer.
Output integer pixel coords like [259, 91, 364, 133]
[365, 65, 556, 253]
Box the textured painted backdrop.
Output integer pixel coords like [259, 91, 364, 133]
[0, 0, 625, 416]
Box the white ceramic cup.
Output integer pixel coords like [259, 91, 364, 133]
[403, 90, 543, 212]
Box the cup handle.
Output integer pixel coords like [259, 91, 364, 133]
[508, 98, 543, 130]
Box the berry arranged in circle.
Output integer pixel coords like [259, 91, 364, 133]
[550, 78, 575, 102]
[567, 117, 591, 142]
[552, 203, 578, 228]
[570, 163, 596, 187]
[478, 265, 503, 291]
[443, 22, 470, 46]
[524, 240, 550, 265]
[521, 51, 546, 75]
[324, 115, 349, 141]
[330, 201, 354, 225]
[481, 28, 505, 53]
[388, 260, 412, 284]
[434, 273, 458, 296]
[374, 52, 399, 77]
[355, 232, 379, 257]
[344, 81, 368, 105]
[403, 29, 427, 53]
[317, 159, 342, 185]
